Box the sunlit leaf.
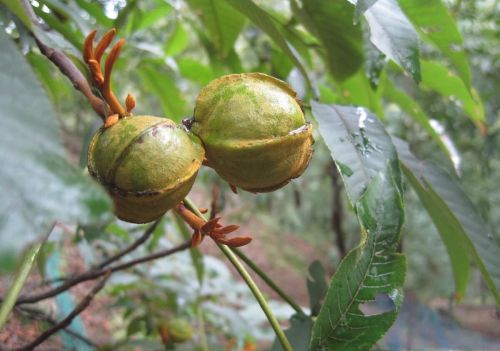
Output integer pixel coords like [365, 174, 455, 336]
[164, 23, 189, 57]
[291, 0, 363, 82]
[398, 0, 471, 89]
[187, 0, 245, 57]
[0, 0, 33, 29]
[221, 0, 313, 91]
[0, 29, 112, 257]
[395, 138, 500, 305]
[177, 58, 216, 86]
[378, 70, 449, 158]
[138, 66, 188, 122]
[421, 60, 484, 123]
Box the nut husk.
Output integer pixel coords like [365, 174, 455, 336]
[88, 115, 204, 223]
[192, 73, 314, 192]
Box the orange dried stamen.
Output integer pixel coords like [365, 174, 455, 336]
[95, 29, 116, 63]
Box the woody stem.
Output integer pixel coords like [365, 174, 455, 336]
[183, 197, 293, 351]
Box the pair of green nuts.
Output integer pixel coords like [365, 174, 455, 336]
[88, 73, 314, 223]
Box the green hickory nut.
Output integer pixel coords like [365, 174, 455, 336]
[87, 115, 204, 223]
[190, 73, 314, 193]
[167, 318, 193, 343]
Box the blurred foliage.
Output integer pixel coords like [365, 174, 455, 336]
[0, 0, 499, 349]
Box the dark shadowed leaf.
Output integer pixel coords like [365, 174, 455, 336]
[394, 138, 500, 305]
[354, 0, 421, 82]
[271, 313, 313, 351]
[291, 0, 363, 82]
[306, 260, 328, 316]
[398, 0, 471, 89]
[0, 30, 112, 257]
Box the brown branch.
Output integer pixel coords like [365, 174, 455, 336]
[15, 306, 98, 347]
[20, 0, 106, 119]
[14, 239, 192, 305]
[10, 273, 110, 351]
[96, 219, 161, 269]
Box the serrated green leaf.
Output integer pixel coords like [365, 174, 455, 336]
[291, 0, 363, 82]
[311, 102, 405, 350]
[355, 0, 421, 82]
[395, 138, 500, 305]
[311, 102, 400, 203]
[164, 23, 189, 56]
[398, 0, 471, 89]
[138, 66, 187, 122]
[187, 0, 245, 57]
[221, 0, 312, 91]
[421, 60, 484, 123]
[0, 29, 112, 256]
[310, 171, 406, 350]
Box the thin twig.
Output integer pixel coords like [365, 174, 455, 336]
[37, 220, 161, 287]
[232, 248, 306, 316]
[96, 219, 161, 269]
[15, 306, 98, 347]
[11, 272, 111, 351]
[20, 0, 106, 119]
[13, 239, 191, 305]
[183, 197, 293, 351]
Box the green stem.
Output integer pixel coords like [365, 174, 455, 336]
[183, 197, 293, 351]
[0, 241, 45, 330]
[232, 248, 305, 316]
[218, 244, 293, 351]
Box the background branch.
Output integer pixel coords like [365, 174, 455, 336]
[15, 306, 98, 347]
[13, 239, 191, 305]
[9, 273, 110, 351]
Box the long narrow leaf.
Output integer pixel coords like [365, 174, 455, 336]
[0, 242, 43, 329]
[394, 138, 500, 305]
